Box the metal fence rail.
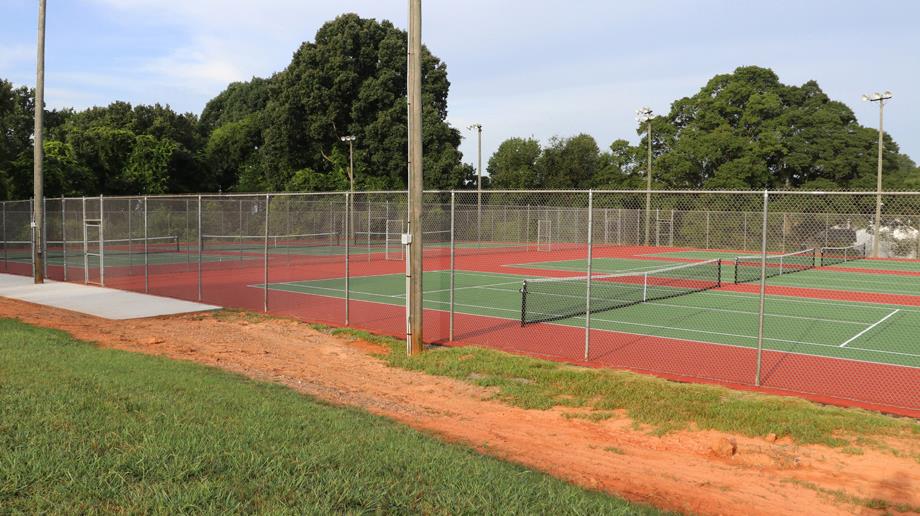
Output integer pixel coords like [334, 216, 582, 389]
[1, 189, 918, 416]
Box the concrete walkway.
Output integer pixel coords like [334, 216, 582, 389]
[0, 273, 220, 320]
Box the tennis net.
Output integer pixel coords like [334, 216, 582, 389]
[47, 236, 181, 257]
[733, 248, 815, 284]
[202, 232, 340, 254]
[520, 258, 721, 326]
[821, 243, 867, 267]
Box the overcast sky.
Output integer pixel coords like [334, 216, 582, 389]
[1, 0, 918, 167]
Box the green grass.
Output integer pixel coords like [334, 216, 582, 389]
[316, 325, 918, 448]
[0, 319, 657, 514]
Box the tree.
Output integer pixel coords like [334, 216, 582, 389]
[486, 137, 541, 189]
[536, 134, 600, 189]
[649, 66, 906, 190]
[228, 13, 466, 192]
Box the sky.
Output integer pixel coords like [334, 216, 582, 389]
[1, 0, 918, 168]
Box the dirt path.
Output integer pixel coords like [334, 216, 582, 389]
[2, 298, 917, 515]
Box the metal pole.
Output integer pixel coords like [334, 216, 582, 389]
[644, 118, 652, 247]
[42, 197, 47, 278]
[143, 197, 149, 293]
[99, 196, 104, 287]
[345, 192, 350, 324]
[197, 195, 202, 301]
[449, 191, 456, 341]
[32, 0, 47, 284]
[2, 202, 6, 271]
[584, 191, 594, 360]
[705, 210, 711, 249]
[755, 190, 769, 387]
[873, 98, 885, 258]
[62, 197, 67, 281]
[264, 194, 269, 312]
[406, 0, 424, 355]
[82, 196, 86, 283]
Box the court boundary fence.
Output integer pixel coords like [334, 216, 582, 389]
[2, 189, 918, 415]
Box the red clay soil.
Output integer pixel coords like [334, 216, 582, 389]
[2, 298, 918, 516]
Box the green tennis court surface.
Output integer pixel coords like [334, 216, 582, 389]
[258, 269, 919, 368]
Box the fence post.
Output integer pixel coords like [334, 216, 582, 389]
[197, 195, 202, 301]
[61, 197, 67, 281]
[449, 191, 456, 341]
[344, 192, 350, 324]
[99, 195, 104, 287]
[264, 194, 270, 313]
[2, 202, 6, 272]
[81, 197, 86, 284]
[144, 196, 149, 293]
[755, 190, 769, 387]
[584, 190, 594, 361]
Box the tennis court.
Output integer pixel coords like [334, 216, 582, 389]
[258, 262, 919, 369]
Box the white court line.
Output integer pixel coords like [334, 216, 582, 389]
[839, 310, 900, 348]
[252, 281, 920, 363]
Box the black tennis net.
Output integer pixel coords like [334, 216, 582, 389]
[520, 258, 722, 326]
[733, 248, 815, 284]
[821, 242, 867, 267]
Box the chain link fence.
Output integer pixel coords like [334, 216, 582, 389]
[1, 190, 918, 416]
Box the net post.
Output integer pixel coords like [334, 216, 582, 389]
[584, 191, 594, 361]
[642, 273, 648, 302]
[520, 280, 527, 327]
[197, 195, 202, 301]
[144, 196, 149, 293]
[449, 191, 455, 341]
[716, 258, 722, 287]
[344, 192, 350, 324]
[264, 194, 270, 313]
[755, 190, 769, 387]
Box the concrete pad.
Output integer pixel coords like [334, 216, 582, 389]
[0, 273, 220, 320]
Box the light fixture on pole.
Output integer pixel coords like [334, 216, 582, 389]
[636, 107, 654, 247]
[340, 135, 356, 192]
[862, 91, 893, 258]
[467, 124, 482, 246]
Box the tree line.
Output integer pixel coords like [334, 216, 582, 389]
[0, 15, 916, 200]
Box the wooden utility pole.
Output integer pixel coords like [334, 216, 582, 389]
[33, 0, 47, 284]
[406, 0, 424, 355]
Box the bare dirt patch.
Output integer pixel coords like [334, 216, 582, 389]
[2, 298, 917, 515]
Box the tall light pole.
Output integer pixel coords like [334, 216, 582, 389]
[33, 0, 47, 284]
[636, 107, 653, 247]
[467, 124, 482, 246]
[862, 91, 892, 259]
[406, 0, 424, 356]
[340, 135, 356, 191]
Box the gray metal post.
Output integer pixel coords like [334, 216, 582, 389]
[197, 195, 202, 301]
[99, 196, 104, 287]
[61, 197, 67, 281]
[143, 196, 149, 293]
[345, 192, 350, 324]
[525, 204, 531, 250]
[584, 191, 594, 360]
[2, 202, 6, 271]
[81, 197, 86, 283]
[367, 198, 371, 262]
[449, 191, 456, 341]
[755, 191, 769, 387]
[264, 194, 269, 312]
[42, 197, 47, 278]
[32, 0, 46, 284]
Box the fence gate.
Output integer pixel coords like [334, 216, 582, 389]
[83, 216, 103, 286]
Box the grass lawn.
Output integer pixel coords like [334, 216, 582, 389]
[314, 325, 919, 448]
[0, 319, 656, 514]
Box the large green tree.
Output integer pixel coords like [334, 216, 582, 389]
[204, 13, 471, 192]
